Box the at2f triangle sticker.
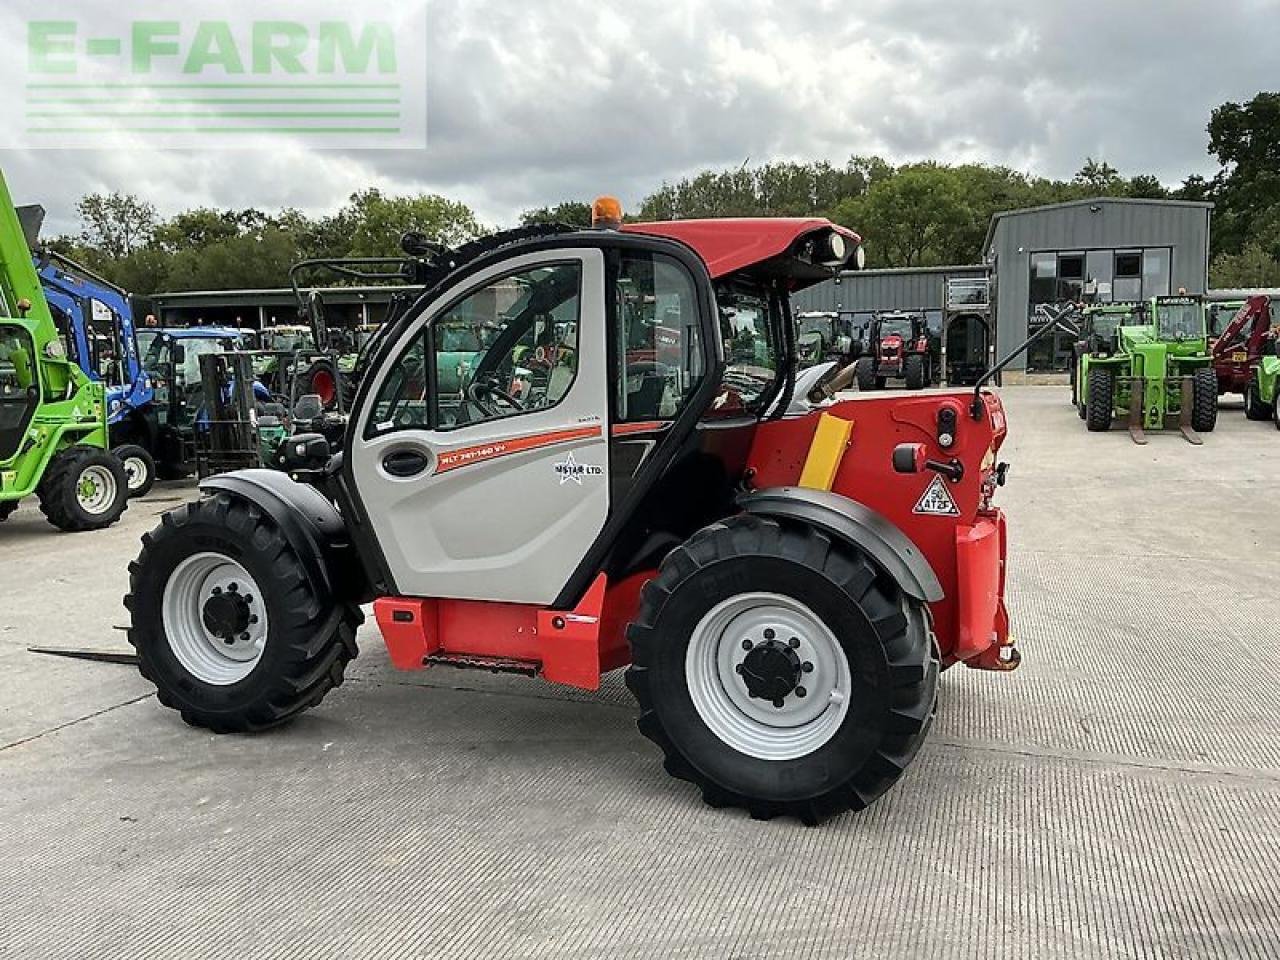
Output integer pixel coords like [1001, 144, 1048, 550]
[913, 475, 961, 517]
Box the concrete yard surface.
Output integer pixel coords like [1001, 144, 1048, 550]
[1, 387, 1278, 959]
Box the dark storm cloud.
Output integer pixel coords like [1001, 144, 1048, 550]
[1, 0, 1277, 234]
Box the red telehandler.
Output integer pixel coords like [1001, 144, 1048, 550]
[126, 201, 1018, 824]
[1211, 295, 1276, 418]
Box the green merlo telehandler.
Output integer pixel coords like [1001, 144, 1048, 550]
[1075, 295, 1218, 444]
[0, 168, 129, 530]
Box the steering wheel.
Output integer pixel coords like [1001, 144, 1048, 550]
[467, 377, 525, 416]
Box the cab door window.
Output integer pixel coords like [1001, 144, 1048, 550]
[615, 252, 704, 422]
[368, 261, 582, 437]
[713, 282, 778, 414]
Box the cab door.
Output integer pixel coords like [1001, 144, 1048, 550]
[346, 248, 610, 606]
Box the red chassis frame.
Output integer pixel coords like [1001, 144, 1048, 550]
[374, 390, 1014, 691]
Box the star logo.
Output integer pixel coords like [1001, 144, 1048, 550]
[554, 450, 604, 485]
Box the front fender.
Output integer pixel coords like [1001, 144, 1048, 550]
[199, 469, 372, 604]
[738, 487, 944, 603]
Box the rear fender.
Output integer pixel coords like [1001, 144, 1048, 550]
[738, 487, 943, 603]
[199, 469, 372, 604]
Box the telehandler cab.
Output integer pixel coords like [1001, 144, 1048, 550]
[0, 170, 129, 531]
[127, 204, 1016, 823]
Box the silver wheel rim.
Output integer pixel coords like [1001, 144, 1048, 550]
[161, 553, 269, 685]
[76, 465, 118, 515]
[123, 456, 148, 493]
[685, 592, 852, 761]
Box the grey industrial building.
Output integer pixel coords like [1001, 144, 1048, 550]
[795, 196, 1215, 375]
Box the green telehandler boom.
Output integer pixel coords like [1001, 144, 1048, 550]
[0, 169, 129, 530]
[1075, 295, 1218, 445]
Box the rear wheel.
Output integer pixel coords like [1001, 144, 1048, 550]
[298, 362, 339, 409]
[126, 493, 362, 732]
[854, 358, 877, 391]
[1191, 368, 1218, 433]
[112, 444, 157, 498]
[904, 355, 925, 390]
[37, 446, 129, 532]
[1245, 378, 1272, 421]
[1086, 369, 1114, 432]
[0, 501, 17, 522]
[626, 516, 938, 824]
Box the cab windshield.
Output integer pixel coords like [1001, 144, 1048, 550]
[880, 316, 915, 339]
[1155, 301, 1205, 341]
[264, 330, 314, 353]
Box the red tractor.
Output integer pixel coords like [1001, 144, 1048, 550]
[125, 204, 1017, 824]
[855, 311, 935, 391]
[1210, 295, 1276, 418]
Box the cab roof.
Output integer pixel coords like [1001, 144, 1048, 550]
[623, 218, 860, 285]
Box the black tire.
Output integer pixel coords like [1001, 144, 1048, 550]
[112, 444, 157, 499]
[1191, 368, 1218, 434]
[904, 355, 925, 390]
[36, 446, 129, 532]
[1069, 358, 1078, 406]
[0, 501, 17, 522]
[1086, 369, 1114, 432]
[298, 361, 339, 409]
[125, 493, 363, 733]
[1274, 394, 1280, 431]
[626, 515, 938, 825]
[1245, 379, 1272, 421]
[854, 358, 877, 392]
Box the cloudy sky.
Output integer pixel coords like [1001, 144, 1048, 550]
[1, 0, 1278, 235]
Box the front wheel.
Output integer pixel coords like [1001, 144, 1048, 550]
[626, 516, 938, 824]
[1245, 379, 1272, 421]
[1191, 368, 1218, 434]
[1086, 369, 1114, 432]
[854, 358, 877, 391]
[37, 446, 129, 532]
[126, 493, 362, 732]
[113, 444, 157, 498]
[904, 355, 926, 390]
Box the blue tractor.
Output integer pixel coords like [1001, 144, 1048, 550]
[33, 248, 160, 496]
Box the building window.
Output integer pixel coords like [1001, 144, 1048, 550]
[1114, 251, 1142, 301]
[1057, 253, 1085, 304]
[1143, 249, 1171, 298]
[1086, 250, 1113, 302]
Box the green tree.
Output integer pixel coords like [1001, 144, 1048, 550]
[1210, 243, 1280, 288]
[832, 165, 967, 268]
[1207, 92, 1280, 255]
[76, 192, 157, 259]
[520, 201, 594, 227]
[1073, 158, 1124, 195]
[324, 189, 485, 258]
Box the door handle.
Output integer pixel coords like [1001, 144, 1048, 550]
[382, 450, 431, 478]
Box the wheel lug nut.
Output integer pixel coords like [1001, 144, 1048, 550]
[212, 587, 222, 596]
[228, 583, 239, 593]
[243, 595, 254, 604]
[772, 698, 785, 709]
[249, 615, 259, 625]
[742, 639, 753, 652]
[789, 637, 800, 649]
[764, 629, 776, 640]
[239, 633, 250, 643]
[223, 637, 235, 646]
[802, 662, 814, 673]
[796, 686, 807, 698]
[735, 664, 744, 675]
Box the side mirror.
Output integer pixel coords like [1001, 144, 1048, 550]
[278, 433, 331, 472]
[893, 443, 926, 474]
